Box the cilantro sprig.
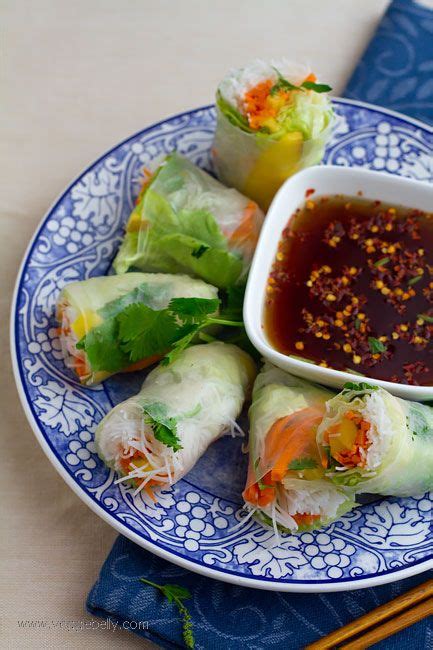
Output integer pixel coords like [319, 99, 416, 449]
[343, 381, 378, 393]
[142, 402, 181, 451]
[270, 68, 332, 96]
[77, 296, 244, 373]
[139, 578, 194, 648]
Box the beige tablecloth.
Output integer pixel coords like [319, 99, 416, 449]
[1, 1, 390, 647]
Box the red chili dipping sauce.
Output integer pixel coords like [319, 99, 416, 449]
[265, 194, 433, 385]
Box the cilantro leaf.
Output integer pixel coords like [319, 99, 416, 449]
[142, 402, 182, 451]
[270, 68, 332, 96]
[168, 297, 219, 322]
[301, 80, 332, 93]
[76, 318, 130, 372]
[117, 303, 182, 362]
[139, 578, 194, 648]
[368, 337, 387, 354]
[160, 584, 192, 603]
[288, 457, 318, 471]
[270, 77, 298, 95]
[343, 381, 378, 392]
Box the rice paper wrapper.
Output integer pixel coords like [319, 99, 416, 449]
[212, 106, 332, 211]
[113, 153, 264, 288]
[317, 385, 433, 497]
[95, 342, 256, 488]
[56, 272, 218, 385]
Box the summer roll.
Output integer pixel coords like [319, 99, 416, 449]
[57, 272, 219, 385]
[317, 382, 433, 496]
[243, 365, 356, 533]
[213, 59, 334, 210]
[113, 152, 264, 288]
[95, 342, 256, 497]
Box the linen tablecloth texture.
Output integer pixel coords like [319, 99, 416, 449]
[87, 1, 433, 647]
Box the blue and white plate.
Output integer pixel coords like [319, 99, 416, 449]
[11, 99, 433, 592]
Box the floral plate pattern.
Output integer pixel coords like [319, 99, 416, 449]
[11, 99, 433, 592]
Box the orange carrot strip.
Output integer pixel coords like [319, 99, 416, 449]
[228, 201, 260, 256]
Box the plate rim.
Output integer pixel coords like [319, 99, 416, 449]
[10, 98, 433, 592]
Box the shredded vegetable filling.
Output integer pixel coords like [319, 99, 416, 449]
[243, 406, 330, 529]
[324, 411, 372, 469]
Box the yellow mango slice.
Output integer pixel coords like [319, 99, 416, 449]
[329, 418, 358, 457]
[301, 467, 325, 481]
[71, 310, 103, 339]
[243, 131, 304, 210]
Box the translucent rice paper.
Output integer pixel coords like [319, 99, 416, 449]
[56, 272, 218, 385]
[113, 153, 264, 288]
[317, 385, 433, 497]
[244, 365, 355, 532]
[213, 106, 332, 211]
[95, 342, 256, 492]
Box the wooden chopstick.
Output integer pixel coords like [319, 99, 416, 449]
[305, 578, 433, 650]
[340, 598, 433, 650]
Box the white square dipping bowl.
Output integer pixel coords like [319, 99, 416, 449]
[244, 165, 433, 401]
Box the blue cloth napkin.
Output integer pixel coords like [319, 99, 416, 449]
[87, 2, 433, 647]
[345, 0, 433, 124]
[87, 536, 432, 649]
